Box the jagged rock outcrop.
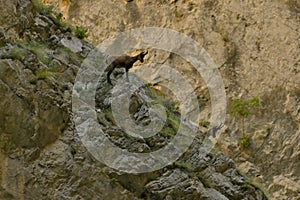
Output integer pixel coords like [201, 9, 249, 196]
[0, 1, 136, 199]
[0, 0, 270, 199]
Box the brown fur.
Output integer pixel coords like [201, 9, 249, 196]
[106, 51, 148, 85]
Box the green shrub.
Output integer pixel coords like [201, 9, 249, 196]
[18, 40, 51, 66]
[55, 12, 64, 22]
[103, 108, 115, 124]
[74, 26, 88, 39]
[70, 146, 77, 156]
[230, 96, 259, 136]
[238, 135, 251, 150]
[197, 171, 213, 188]
[32, 0, 53, 15]
[174, 162, 194, 172]
[166, 112, 180, 131]
[36, 71, 57, 80]
[199, 119, 210, 128]
[109, 177, 118, 185]
[145, 82, 153, 88]
[162, 99, 179, 113]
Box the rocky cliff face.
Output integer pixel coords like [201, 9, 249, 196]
[44, 0, 299, 199]
[0, 1, 269, 199]
[0, 0, 298, 199]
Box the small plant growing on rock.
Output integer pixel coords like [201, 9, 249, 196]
[55, 12, 64, 22]
[74, 26, 88, 39]
[32, 0, 54, 15]
[239, 170, 271, 199]
[109, 177, 118, 185]
[174, 10, 183, 18]
[199, 119, 210, 128]
[238, 135, 251, 150]
[145, 82, 153, 88]
[70, 145, 77, 156]
[162, 99, 179, 113]
[230, 96, 259, 135]
[18, 40, 51, 66]
[230, 96, 259, 149]
[36, 70, 57, 81]
[174, 162, 194, 172]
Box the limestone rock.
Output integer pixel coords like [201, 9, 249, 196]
[1, 0, 298, 199]
[43, 0, 300, 198]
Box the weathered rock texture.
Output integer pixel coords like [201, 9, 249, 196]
[0, 0, 298, 199]
[0, 0, 270, 199]
[46, 0, 299, 199]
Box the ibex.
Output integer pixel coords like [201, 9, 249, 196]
[105, 50, 148, 85]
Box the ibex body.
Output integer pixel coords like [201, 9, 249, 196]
[106, 51, 148, 85]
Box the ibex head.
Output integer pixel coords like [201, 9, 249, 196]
[138, 50, 148, 63]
